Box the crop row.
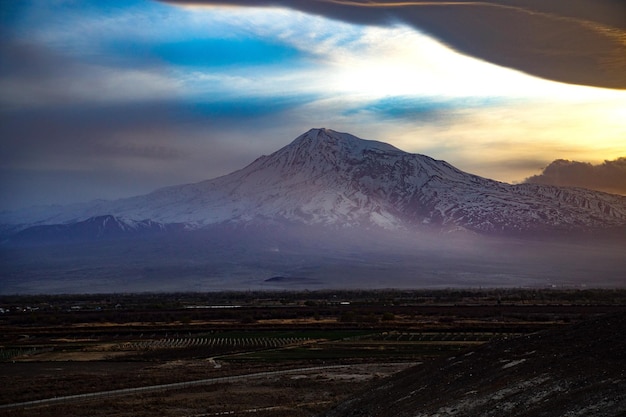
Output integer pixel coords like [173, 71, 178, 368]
[370, 333, 496, 342]
[0, 347, 53, 361]
[112, 337, 309, 351]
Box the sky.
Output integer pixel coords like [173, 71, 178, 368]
[1, 0, 625, 211]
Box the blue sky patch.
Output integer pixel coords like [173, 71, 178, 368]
[142, 37, 301, 68]
[345, 96, 508, 121]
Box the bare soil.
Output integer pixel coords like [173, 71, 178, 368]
[0, 362, 411, 417]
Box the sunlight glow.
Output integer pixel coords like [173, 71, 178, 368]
[168, 5, 626, 104]
[165, 5, 626, 184]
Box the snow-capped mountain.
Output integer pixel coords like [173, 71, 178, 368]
[3, 128, 626, 236]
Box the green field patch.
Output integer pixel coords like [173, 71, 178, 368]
[368, 332, 496, 342]
[224, 339, 472, 362]
[198, 329, 374, 340]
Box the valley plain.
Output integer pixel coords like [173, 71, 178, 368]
[1, 289, 625, 416]
[2, 226, 625, 294]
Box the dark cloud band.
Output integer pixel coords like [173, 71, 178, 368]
[525, 158, 626, 196]
[160, 0, 626, 89]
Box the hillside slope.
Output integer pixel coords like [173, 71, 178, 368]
[322, 312, 626, 417]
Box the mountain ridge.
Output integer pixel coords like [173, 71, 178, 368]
[6, 215, 186, 246]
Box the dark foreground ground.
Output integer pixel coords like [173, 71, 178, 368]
[1, 289, 625, 416]
[323, 311, 626, 417]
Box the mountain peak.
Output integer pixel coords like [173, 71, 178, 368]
[308, 127, 334, 135]
[288, 128, 402, 156]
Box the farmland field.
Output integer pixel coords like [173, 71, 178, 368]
[1, 289, 625, 416]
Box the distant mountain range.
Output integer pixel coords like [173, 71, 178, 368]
[2, 128, 626, 244]
[2, 129, 625, 293]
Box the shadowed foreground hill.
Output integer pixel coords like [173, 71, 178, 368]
[322, 313, 626, 417]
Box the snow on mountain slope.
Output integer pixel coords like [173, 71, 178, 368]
[2, 128, 626, 235]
